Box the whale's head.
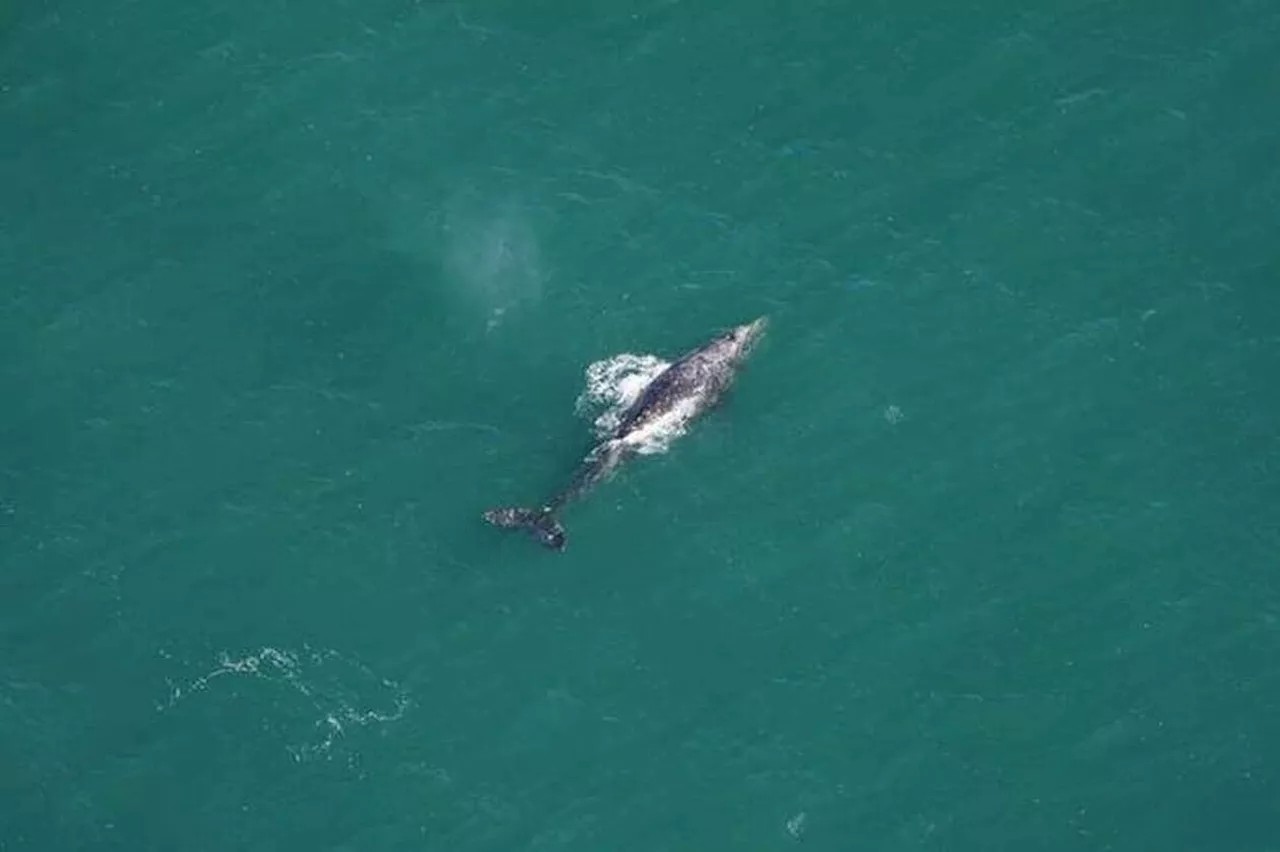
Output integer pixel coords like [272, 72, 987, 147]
[696, 315, 768, 373]
[688, 316, 768, 377]
[722, 315, 768, 362]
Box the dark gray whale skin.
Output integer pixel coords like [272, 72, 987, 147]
[483, 316, 768, 551]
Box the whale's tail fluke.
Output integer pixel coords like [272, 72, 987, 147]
[482, 506, 566, 551]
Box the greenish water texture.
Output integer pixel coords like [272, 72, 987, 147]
[3, 2, 1278, 850]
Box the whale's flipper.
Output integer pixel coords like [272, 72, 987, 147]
[482, 506, 566, 551]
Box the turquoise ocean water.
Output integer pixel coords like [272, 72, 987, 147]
[3, 2, 1278, 849]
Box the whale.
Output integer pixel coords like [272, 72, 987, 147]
[483, 316, 768, 550]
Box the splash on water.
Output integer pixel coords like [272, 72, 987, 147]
[575, 352, 669, 435]
[158, 645, 410, 763]
[574, 352, 696, 455]
[786, 811, 808, 840]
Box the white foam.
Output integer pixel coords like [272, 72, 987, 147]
[158, 645, 410, 762]
[575, 353, 668, 435]
[574, 352, 695, 456]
